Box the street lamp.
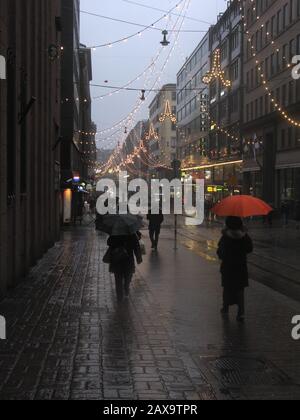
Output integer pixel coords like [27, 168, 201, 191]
[160, 30, 170, 47]
[140, 90, 146, 101]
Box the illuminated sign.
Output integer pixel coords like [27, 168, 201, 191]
[207, 186, 217, 193]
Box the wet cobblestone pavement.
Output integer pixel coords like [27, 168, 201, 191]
[1, 227, 300, 400]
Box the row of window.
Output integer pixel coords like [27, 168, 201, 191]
[246, 79, 300, 122]
[210, 91, 241, 121]
[246, 0, 300, 60]
[177, 96, 208, 123]
[219, 25, 241, 62]
[279, 126, 300, 150]
[211, 2, 241, 45]
[246, 0, 298, 28]
[246, 35, 300, 93]
[178, 116, 208, 141]
[178, 139, 208, 159]
[177, 39, 209, 86]
[177, 65, 208, 105]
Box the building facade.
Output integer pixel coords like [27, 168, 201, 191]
[243, 0, 300, 215]
[0, 0, 62, 297]
[206, 1, 244, 200]
[79, 45, 97, 181]
[149, 84, 177, 177]
[176, 32, 210, 180]
[60, 0, 95, 224]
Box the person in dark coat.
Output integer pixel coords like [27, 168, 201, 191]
[147, 211, 164, 250]
[107, 234, 142, 301]
[217, 217, 253, 322]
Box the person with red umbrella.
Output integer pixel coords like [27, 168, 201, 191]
[217, 216, 253, 323]
[212, 195, 272, 322]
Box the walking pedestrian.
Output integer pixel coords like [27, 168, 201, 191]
[147, 210, 164, 250]
[106, 234, 143, 302]
[217, 217, 253, 323]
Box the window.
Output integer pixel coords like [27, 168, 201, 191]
[283, 3, 289, 28]
[230, 92, 239, 113]
[231, 28, 240, 51]
[231, 59, 239, 81]
[221, 42, 228, 62]
[281, 129, 286, 149]
[277, 10, 282, 34]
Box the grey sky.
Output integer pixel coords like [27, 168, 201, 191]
[80, 0, 227, 149]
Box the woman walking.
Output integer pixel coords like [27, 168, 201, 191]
[217, 217, 253, 323]
[107, 234, 143, 302]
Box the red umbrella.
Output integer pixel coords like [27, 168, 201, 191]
[212, 195, 273, 218]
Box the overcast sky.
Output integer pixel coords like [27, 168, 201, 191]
[80, 0, 227, 149]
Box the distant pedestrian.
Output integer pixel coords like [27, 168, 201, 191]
[281, 200, 290, 226]
[204, 200, 213, 223]
[217, 217, 253, 323]
[106, 234, 142, 302]
[147, 211, 164, 250]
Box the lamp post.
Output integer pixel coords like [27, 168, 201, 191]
[172, 159, 181, 250]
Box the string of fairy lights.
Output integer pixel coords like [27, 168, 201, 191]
[83, 0, 300, 173]
[96, 0, 192, 172]
[99, 2, 195, 174]
[235, 0, 300, 128]
[84, 0, 186, 169]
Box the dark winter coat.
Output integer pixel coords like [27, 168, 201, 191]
[217, 229, 253, 291]
[147, 213, 164, 230]
[107, 235, 142, 275]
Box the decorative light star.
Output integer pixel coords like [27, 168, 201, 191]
[202, 49, 231, 88]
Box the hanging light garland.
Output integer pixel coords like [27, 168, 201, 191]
[238, 0, 300, 128]
[84, 0, 186, 50]
[97, 0, 192, 172]
[95, 0, 190, 139]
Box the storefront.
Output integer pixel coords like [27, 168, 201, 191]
[181, 160, 243, 205]
[277, 166, 300, 217]
[243, 170, 263, 199]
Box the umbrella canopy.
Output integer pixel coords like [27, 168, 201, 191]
[99, 214, 144, 236]
[212, 195, 273, 218]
